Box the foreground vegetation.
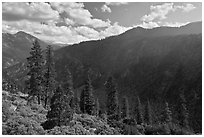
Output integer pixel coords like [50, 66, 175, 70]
[3, 90, 195, 135]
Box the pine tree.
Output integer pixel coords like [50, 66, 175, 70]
[105, 76, 119, 118]
[26, 39, 44, 104]
[144, 100, 152, 125]
[135, 96, 143, 124]
[162, 102, 172, 124]
[44, 45, 56, 108]
[121, 96, 130, 119]
[47, 85, 73, 127]
[62, 68, 75, 110]
[190, 91, 201, 133]
[79, 76, 95, 115]
[117, 105, 122, 121]
[178, 90, 189, 129]
[95, 98, 100, 116]
[73, 96, 81, 113]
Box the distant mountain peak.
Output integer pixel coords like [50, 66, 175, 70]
[14, 31, 34, 38]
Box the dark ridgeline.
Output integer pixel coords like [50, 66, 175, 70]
[2, 22, 202, 134]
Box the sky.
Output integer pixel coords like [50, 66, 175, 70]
[2, 2, 202, 44]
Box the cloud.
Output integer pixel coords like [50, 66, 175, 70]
[140, 3, 196, 29]
[175, 3, 196, 12]
[141, 3, 175, 22]
[51, 2, 111, 28]
[2, 2, 59, 22]
[75, 26, 100, 39]
[162, 22, 189, 27]
[2, 2, 131, 44]
[141, 3, 196, 22]
[138, 22, 160, 29]
[134, 21, 189, 29]
[100, 22, 131, 37]
[101, 2, 128, 13]
[101, 4, 111, 13]
[3, 20, 90, 44]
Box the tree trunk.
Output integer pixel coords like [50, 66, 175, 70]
[38, 94, 41, 104]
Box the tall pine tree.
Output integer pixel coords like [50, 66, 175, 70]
[105, 76, 119, 118]
[26, 39, 44, 104]
[135, 96, 143, 124]
[95, 98, 100, 116]
[44, 45, 56, 108]
[80, 76, 95, 115]
[144, 100, 152, 125]
[178, 90, 189, 129]
[62, 68, 75, 110]
[121, 96, 130, 119]
[162, 102, 172, 124]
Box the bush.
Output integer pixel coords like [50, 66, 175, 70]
[3, 115, 46, 135]
[46, 124, 92, 135]
[122, 118, 136, 125]
[2, 101, 12, 122]
[2, 92, 47, 135]
[123, 125, 141, 135]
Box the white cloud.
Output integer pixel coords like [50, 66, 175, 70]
[100, 22, 131, 37]
[140, 3, 196, 29]
[175, 3, 196, 12]
[51, 2, 111, 28]
[138, 22, 160, 29]
[3, 2, 131, 44]
[75, 26, 100, 39]
[162, 22, 189, 27]
[141, 3, 175, 22]
[101, 2, 128, 13]
[101, 4, 112, 13]
[2, 2, 59, 22]
[141, 3, 196, 23]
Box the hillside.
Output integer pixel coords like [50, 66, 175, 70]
[2, 31, 62, 68]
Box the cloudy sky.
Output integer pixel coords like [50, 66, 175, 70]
[2, 2, 202, 44]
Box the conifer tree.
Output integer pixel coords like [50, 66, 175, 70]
[26, 39, 44, 104]
[95, 98, 100, 116]
[135, 96, 143, 124]
[121, 96, 130, 119]
[190, 91, 201, 133]
[178, 90, 189, 129]
[47, 85, 73, 127]
[80, 76, 95, 115]
[144, 100, 152, 125]
[117, 105, 122, 121]
[72, 89, 81, 113]
[162, 102, 172, 124]
[62, 68, 75, 110]
[44, 45, 56, 108]
[105, 76, 119, 117]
